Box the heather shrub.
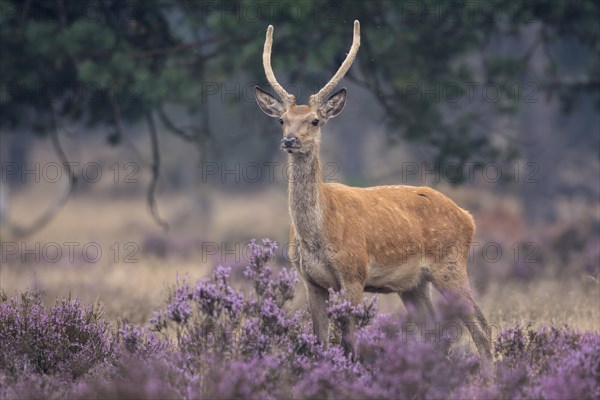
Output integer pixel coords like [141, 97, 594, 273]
[148, 239, 374, 397]
[494, 324, 600, 399]
[454, 323, 600, 399]
[157, 240, 599, 400]
[73, 355, 186, 400]
[202, 355, 289, 399]
[151, 240, 335, 365]
[0, 371, 74, 400]
[115, 322, 169, 358]
[327, 288, 378, 330]
[0, 291, 113, 379]
[1, 239, 599, 399]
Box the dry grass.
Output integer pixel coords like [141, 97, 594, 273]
[481, 278, 600, 333]
[2, 183, 598, 335]
[1, 258, 205, 324]
[4, 244, 598, 335]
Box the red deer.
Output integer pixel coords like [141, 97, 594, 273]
[254, 20, 492, 360]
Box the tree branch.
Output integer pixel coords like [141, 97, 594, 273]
[157, 106, 196, 142]
[145, 112, 169, 231]
[4, 107, 77, 240]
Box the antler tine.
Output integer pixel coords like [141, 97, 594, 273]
[263, 25, 296, 106]
[309, 20, 360, 107]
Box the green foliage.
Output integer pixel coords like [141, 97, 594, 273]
[1, 0, 598, 167]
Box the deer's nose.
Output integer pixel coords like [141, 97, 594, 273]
[281, 135, 300, 148]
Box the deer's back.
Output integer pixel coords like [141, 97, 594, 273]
[321, 183, 475, 290]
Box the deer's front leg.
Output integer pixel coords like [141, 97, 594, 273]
[305, 279, 330, 346]
[340, 283, 363, 357]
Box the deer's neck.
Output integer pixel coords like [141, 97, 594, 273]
[288, 150, 325, 247]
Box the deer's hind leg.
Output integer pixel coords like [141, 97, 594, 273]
[448, 286, 492, 360]
[430, 261, 492, 360]
[399, 279, 435, 323]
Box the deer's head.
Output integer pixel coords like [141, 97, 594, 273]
[255, 21, 360, 154]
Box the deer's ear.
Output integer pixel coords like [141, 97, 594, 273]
[318, 88, 346, 120]
[255, 86, 285, 118]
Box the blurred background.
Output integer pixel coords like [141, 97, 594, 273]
[1, 0, 598, 331]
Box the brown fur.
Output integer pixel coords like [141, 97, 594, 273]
[280, 119, 491, 359]
[256, 21, 492, 360]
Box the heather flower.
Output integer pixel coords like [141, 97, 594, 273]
[74, 355, 185, 399]
[0, 292, 112, 379]
[166, 277, 193, 324]
[117, 322, 168, 357]
[149, 310, 168, 332]
[193, 279, 222, 317]
[292, 332, 319, 357]
[326, 288, 378, 329]
[240, 318, 271, 356]
[273, 267, 298, 305]
[259, 298, 285, 326]
[495, 324, 600, 399]
[350, 313, 481, 399]
[535, 346, 600, 400]
[3, 238, 599, 399]
[244, 239, 284, 302]
[191, 265, 245, 320]
[204, 356, 286, 399]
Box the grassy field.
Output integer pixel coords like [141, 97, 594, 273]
[1, 184, 599, 399]
[2, 188, 598, 334]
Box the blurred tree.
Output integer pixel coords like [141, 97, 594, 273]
[1, 0, 598, 233]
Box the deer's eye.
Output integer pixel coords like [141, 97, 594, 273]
[311, 119, 319, 126]
[279, 119, 284, 125]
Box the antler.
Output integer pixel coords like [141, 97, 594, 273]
[309, 20, 360, 107]
[263, 25, 296, 106]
